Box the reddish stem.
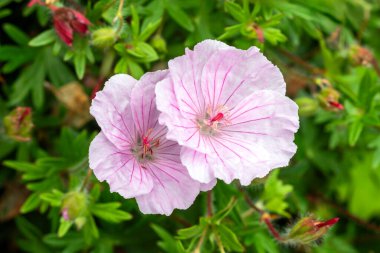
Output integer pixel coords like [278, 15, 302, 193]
[263, 217, 282, 241]
[207, 191, 213, 217]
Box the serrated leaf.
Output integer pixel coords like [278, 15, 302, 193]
[29, 30, 56, 47]
[261, 170, 293, 217]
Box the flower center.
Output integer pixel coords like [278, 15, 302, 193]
[197, 107, 228, 136]
[131, 129, 160, 163]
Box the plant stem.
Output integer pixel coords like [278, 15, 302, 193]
[207, 191, 213, 217]
[193, 226, 208, 253]
[239, 187, 283, 241]
[113, 0, 125, 34]
[215, 229, 226, 253]
[80, 168, 92, 192]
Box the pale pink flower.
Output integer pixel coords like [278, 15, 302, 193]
[89, 71, 210, 215]
[155, 40, 299, 185]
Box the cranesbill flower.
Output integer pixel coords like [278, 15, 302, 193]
[89, 71, 206, 215]
[155, 40, 299, 185]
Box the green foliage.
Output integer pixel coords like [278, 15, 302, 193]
[1, 0, 380, 252]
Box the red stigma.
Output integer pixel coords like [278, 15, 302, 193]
[211, 112, 224, 122]
[315, 217, 340, 228]
[328, 101, 344, 110]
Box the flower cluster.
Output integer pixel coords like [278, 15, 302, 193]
[89, 40, 299, 215]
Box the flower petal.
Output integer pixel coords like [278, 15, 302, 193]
[156, 76, 210, 154]
[136, 158, 200, 215]
[90, 74, 138, 149]
[89, 132, 154, 198]
[168, 40, 230, 119]
[200, 46, 285, 112]
[223, 90, 299, 184]
[131, 71, 168, 135]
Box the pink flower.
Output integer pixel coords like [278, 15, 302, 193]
[51, 7, 90, 46]
[89, 71, 210, 215]
[155, 40, 299, 185]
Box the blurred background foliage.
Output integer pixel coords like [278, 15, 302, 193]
[0, 0, 380, 252]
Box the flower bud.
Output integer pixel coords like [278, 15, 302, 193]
[51, 7, 90, 46]
[3, 107, 33, 142]
[151, 35, 167, 53]
[315, 78, 344, 112]
[61, 192, 87, 221]
[92, 27, 117, 48]
[348, 45, 373, 66]
[286, 216, 339, 245]
[295, 97, 319, 117]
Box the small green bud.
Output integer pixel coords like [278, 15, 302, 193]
[61, 192, 87, 221]
[295, 97, 319, 117]
[3, 107, 33, 142]
[151, 35, 167, 53]
[92, 27, 117, 48]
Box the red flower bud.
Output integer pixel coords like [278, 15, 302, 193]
[51, 7, 90, 46]
[285, 216, 339, 245]
[3, 107, 33, 142]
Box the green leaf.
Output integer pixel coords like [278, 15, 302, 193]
[261, 170, 293, 217]
[216, 224, 244, 252]
[29, 30, 56, 47]
[3, 23, 29, 45]
[90, 203, 132, 223]
[127, 60, 144, 78]
[40, 189, 64, 207]
[139, 18, 162, 41]
[127, 42, 158, 62]
[130, 5, 140, 38]
[58, 219, 73, 238]
[348, 120, 363, 146]
[74, 53, 86, 79]
[212, 197, 237, 224]
[21, 192, 41, 213]
[151, 224, 185, 253]
[177, 224, 203, 240]
[224, 1, 247, 23]
[369, 136, 380, 168]
[164, 0, 194, 32]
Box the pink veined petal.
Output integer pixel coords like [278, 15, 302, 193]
[136, 158, 200, 216]
[131, 71, 168, 135]
[90, 74, 138, 149]
[168, 40, 231, 119]
[156, 76, 211, 154]
[200, 46, 285, 112]
[222, 90, 299, 184]
[89, 132, 154, 198]
[180, 147, 215, 183]
[200, 179, 217, 191]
